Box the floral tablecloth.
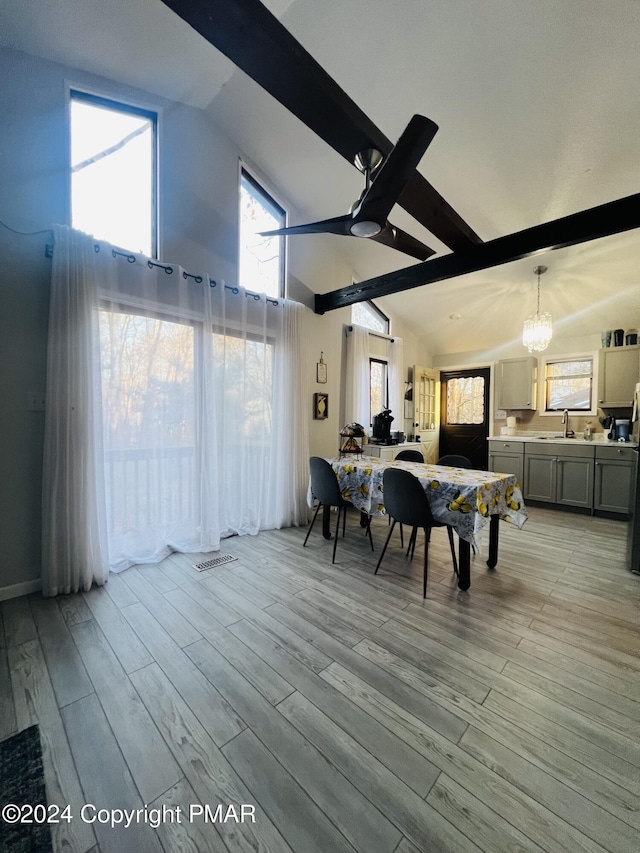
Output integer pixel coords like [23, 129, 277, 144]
[310, 456, 528, 546]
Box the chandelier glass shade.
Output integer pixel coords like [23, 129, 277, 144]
[522, 265, 552, 353]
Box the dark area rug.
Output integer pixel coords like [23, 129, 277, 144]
[0, 725, 52, 853]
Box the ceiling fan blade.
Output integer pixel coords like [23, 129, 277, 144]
[260, 214, 352, 237]
[371, 224, 435, 261]
[159, 0, 482, 252]
[355, 115, 438, 223]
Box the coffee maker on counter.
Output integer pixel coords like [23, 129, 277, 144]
[605, 417, 632, 441]
[371, 409, 394, 444]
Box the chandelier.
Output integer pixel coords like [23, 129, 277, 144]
[522, 264, 552, 352]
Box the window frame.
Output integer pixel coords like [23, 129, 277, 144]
[351, 300, 390, 335]
[68, 87, 159, 258]
[238, 164, 287, 299]
[369, 357, 389, 425]
[543, 355, 595, 414]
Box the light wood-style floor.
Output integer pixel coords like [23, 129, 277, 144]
[1, 506, 639, 853]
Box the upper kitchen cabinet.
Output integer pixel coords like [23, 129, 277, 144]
[497, 357, 537, 410]
[597, 346, 640, 409]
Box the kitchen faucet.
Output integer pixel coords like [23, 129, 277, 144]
[561, 409, 569, 438]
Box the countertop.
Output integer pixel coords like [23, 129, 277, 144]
[488, 434, 638, 447]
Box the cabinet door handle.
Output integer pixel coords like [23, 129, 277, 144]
[595, 462, 600, 466]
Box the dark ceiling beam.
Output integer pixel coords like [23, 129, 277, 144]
[160, 0, 482, 252]
[314, 192, 640, 313]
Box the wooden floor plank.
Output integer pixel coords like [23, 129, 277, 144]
[3, 505, 638, 853]
[319, 659, 607, 853]
[277, 690, 483, 853]
[0, 642, 17, 738]
[83, 587, 153, 673]
[61, 693, 163, 853]
[9, 640, 96, 853]
[164, 587, 295, 705]
[130, 661, 294, 853]
[2, 596, 37, 646]
[118, 566, 202, 647]
[221, 729, 360, 853]
[460, 726, 640, 852]
[185, 637, 402, 853]
[70, 619, 183, 803]
[29, 595, 94, 707]
[264, 602, 469, 744]
[228, 618, 441, 798]
[426, 773, 547, 853]
[121, 602, 246, 747]
[148, 777, 228, 853]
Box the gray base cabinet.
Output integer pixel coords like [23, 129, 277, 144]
[594, 445, 636, 514]
[489, 439, 635, 515]
[523, 443, 594, 508]
[488, 440, 524, 485]
[524, 453, 555, 502]
[556, 456, 594, 508]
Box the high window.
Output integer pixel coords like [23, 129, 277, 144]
[544, 358, 593, 411]
[370, 357, 388, 422]
[70, 90, 157, 257]
[351, 301, 390, 334]
[239, 168, 286, 298]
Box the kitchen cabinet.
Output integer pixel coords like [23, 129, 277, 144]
[594, 444, 636, 515]
[487, 440, 524, 485]
[364, 442, 424, 461]
[524, 443, 593, 508]
[497, 357, 537, 410]
[597, 346, 640, 408]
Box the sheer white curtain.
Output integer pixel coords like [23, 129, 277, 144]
[344, 324, 371, 427]
[42, 226, 308, 593]
[387, 335, 404, 425]
[42, 227, 109, 595]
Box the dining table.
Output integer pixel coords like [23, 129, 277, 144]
[315, 455, 528, 590]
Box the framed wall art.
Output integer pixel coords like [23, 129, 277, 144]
[313, 392, 329, 420]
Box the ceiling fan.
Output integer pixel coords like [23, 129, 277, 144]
[259, 114, 438, 261]
[159, 0, 482, 254]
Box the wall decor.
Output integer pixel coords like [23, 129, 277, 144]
[314, 392, 328, 420]
[316, 352, 327, 384]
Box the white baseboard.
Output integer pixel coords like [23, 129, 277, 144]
[0, 577, 42, 601]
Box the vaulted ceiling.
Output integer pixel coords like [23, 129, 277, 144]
[3, 0, 640, 354]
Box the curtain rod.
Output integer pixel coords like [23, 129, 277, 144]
[346, 324, 395, 343]
[44, 241, 280, 305]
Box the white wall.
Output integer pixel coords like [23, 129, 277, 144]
[0, 46, 421, 594]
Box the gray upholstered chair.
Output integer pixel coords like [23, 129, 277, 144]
[304, 457, 373, 563]
[375, 468, 456, 597]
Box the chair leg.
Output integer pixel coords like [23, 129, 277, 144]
[423, 527, 431, 598]
[374, 520, 396, 574]
[365, 515, 374, 551]
[342, 504, 347, 537]
[303, 503, 322, 547]
[332, 506, 342, 564]
[447, 526, 459, 577]
[399, 522, 404, 549]
[407, 527, 417, 560]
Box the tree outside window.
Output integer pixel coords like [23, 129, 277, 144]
[239, 169, 286, 298]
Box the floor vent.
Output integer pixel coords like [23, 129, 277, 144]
[193, 554, 238, 571]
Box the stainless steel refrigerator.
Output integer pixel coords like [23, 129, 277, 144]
[627, 382, 640, 573]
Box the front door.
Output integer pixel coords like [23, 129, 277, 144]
[439, 367, 490, 469]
